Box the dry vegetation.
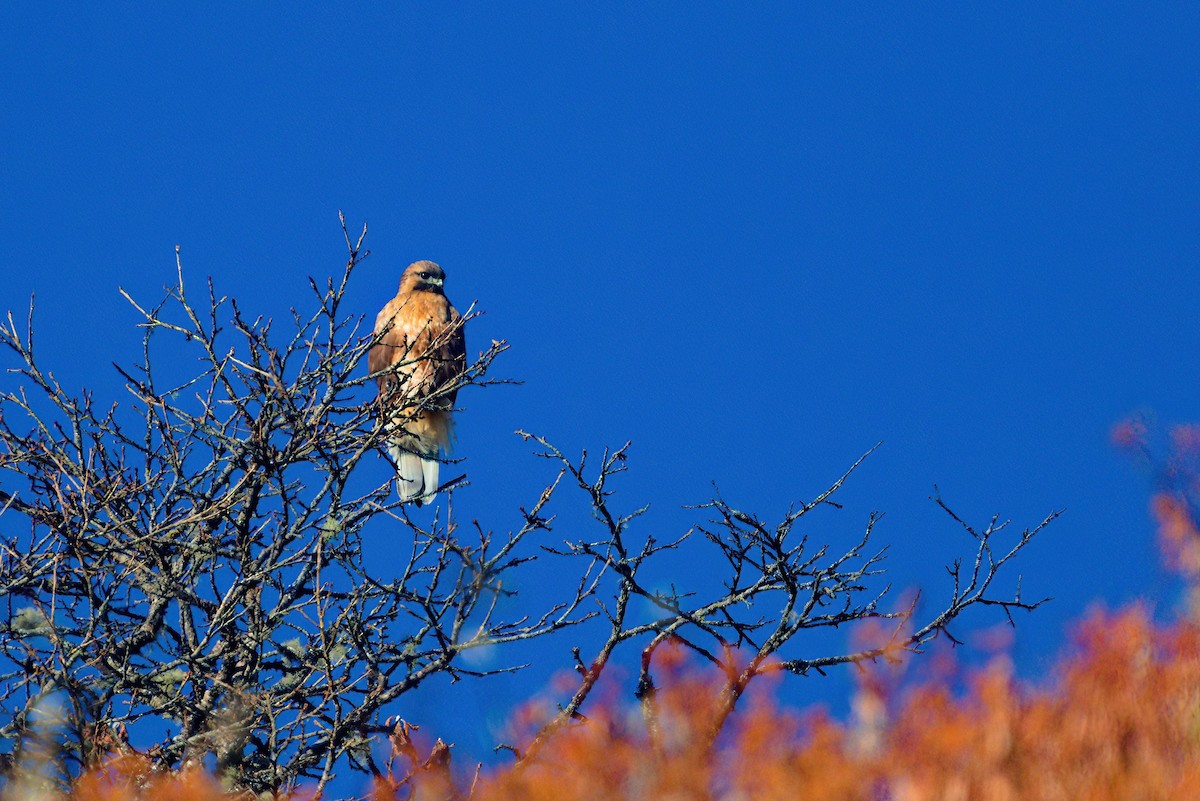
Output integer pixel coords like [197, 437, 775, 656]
[7, 595, 1200, 800]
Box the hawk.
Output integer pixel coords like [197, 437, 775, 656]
[369, 260, 466, 505]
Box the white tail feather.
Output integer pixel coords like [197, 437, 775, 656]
[389, 444, 440, 506]
[391, 446, 425, 503]
[420, 458, 440, 506]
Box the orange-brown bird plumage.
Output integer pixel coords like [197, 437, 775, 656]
[369, 260, 465, 505]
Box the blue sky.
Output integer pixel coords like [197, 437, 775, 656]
[4, 1, 1200, 782]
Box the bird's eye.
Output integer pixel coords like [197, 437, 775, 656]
[419, 272, 433, 279]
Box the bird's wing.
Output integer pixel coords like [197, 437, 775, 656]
[369, 298, 402, 384]
[437, 304, 467, 406]
[371, 296, 429, 395]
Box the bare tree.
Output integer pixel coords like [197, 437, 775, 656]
[0, 218, 1055, 796]
[510, 436, 1056, 765]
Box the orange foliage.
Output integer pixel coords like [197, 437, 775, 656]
[474, 609, 1200, 801]
[1115, 415, 1200, 596]
[5, 755, 257, 801]
[20, 612, 1200, 801]
[1154, 493, 1200, 577]
[1110, 416, 1149, 451]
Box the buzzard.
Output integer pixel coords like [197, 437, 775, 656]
[369, 260, 466, 505]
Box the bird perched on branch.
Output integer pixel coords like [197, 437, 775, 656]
[369, 260, 466, 505]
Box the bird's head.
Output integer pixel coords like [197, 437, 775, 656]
[400, 260, 446, 294]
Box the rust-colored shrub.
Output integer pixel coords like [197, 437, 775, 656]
[13, 605, 1200, 801]
[473, 610, 1200, 801]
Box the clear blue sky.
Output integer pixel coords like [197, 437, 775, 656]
[4, 1, 1199, 781]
